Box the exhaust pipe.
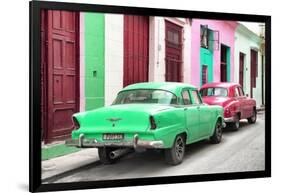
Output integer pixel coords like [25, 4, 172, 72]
[109, 148, 132, 159]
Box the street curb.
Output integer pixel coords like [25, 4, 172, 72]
[42, 148, 100, 181]
[42, 142, 81, 161]
[42, 160, 101, 183]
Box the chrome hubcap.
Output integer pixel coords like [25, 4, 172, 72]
[216, 123, 222, 139]
[175, 137, 184, 160]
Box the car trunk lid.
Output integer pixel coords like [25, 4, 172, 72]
[202, 96, 232, 107]
[75, 104, 174, 133]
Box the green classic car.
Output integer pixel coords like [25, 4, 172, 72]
[66, 82, 225, 165]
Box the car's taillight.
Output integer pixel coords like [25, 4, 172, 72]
[72, 117, 80, 130]
[150, 116, 157, 130]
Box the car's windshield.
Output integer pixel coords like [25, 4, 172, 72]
[200, 87, 228, 97]
[112, 89, 178, 105]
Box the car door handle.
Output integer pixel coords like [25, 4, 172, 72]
[197, 106, 200, 109]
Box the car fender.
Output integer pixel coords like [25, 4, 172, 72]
[224, 100, 241, 117]
[209, 106, 224, 135]
[152, 108, 187, 148]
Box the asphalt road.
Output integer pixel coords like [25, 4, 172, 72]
[49, 111, 265, 183]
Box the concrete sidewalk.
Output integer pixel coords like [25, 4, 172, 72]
[42, 148, 99, 180]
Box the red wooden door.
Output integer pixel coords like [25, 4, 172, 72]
[124, 15, 149, 87]
[41, 10, 47, 141]
[239, 52, 245, 88]
[250, 49, 258, 98]
[42, 10, 79, 142]
[165, 21, 183, 82]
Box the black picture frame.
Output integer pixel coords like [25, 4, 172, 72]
[29, 0, 271, 192]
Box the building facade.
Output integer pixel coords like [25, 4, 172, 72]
[234, 23, 263, 107]
[41, 10, 192, 143]
[41, 11, 264, 143]
[190, 19, 238, 87]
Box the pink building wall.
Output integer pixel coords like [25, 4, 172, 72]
[191, 19, 238, 87]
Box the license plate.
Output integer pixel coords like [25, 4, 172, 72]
[103, 133, 124, 140]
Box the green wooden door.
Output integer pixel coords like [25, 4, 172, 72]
[181, 89, 200, 143]
[184, 105, 200, 143]
[200, 48, 213, 86]
[199, 104, 214, 137]
[84, 13, 105, 110]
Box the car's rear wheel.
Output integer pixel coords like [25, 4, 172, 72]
[165, 134, 186, 165]
[98, 147, 117, 164]
[248, 108, 257, 124]
[229, 114, 240, 131]
[210, 120, 223, 144]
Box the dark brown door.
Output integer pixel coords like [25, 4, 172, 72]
[202, 65, 208, 85]
[239, 52, 245, 88]
[41, 10, 47, 141]
[42, 10, 79, 143]
[165, 21, 183, 82]
[220, 45, 227, 82]
[250, 49, 258, 98]
[123, 15, 149, 87]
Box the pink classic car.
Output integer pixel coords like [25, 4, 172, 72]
[200, 82, 257, 130]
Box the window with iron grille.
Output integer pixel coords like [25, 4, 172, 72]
[200, 25, 220, 50]
[200, 25, 209, 49]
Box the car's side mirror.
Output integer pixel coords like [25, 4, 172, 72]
[246, 94, 249, 97]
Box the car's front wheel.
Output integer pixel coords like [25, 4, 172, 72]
[210, 120, 223, 144]
[98, 147, 117, 164]
[165, 134, 186, 165]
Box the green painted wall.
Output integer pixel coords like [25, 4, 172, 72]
[200, 48, 213, 86]
[84, 13, 105, 110]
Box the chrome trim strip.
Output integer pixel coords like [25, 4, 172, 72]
[65, 136, 164, 149]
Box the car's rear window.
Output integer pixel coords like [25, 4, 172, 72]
[112, 89, 178, 105]
[200, 87, 228, 97]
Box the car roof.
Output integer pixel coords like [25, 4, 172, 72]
[122, 82, 197, 94]
[201, 82, 240, 89]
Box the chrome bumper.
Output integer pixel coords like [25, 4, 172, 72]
[224, 117, 235, 123]
[222, 121, 227, 128]
[65, 134, 164, 149]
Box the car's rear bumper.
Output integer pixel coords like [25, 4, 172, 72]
[65, 134, 164, 149]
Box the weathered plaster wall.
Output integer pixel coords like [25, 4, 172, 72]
[148, 17, 166, 82]
[104, 14, 124, 106]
